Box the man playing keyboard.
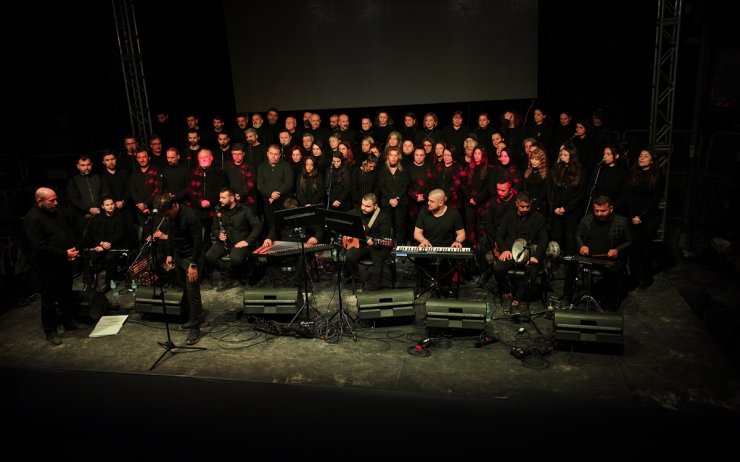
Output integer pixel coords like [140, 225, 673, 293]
[412, 189, 466, 297]
[568, 194, 632, 310]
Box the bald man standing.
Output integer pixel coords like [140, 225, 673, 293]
[24, 187, 88, 345]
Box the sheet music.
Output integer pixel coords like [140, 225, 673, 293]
[89, 315, 129, 337]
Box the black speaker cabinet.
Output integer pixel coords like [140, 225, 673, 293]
[72, 289, 113, 322]
[134, 288, 184, 317]
[554, 310, 623, 345]
[243, 288, 299, 315]
[425, 299, 487, 330]
[356, 289, 415, 320]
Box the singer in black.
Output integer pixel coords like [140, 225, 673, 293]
[492, 192, 549, 313]
[587, 144, 629, 216]
[205, 187, 263, 291]
[24, 187, 87, 345]
[346, 193, 393, 291]
[155, 193, 205, 345]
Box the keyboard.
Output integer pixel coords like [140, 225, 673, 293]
[393, 245, 473, 259]
[253, 241, 334, 259]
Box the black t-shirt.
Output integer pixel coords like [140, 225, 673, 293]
[415, 206, 464, 247]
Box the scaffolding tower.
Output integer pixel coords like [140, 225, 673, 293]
[649, 0, 683, 241]
[112, 0, 152, 146]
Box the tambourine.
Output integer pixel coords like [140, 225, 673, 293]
[546, 240, 561, 259]
[512, 238, 530, 263]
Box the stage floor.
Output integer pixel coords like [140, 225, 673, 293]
[2, 256, 739, 455]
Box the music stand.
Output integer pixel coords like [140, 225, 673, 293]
[317, 208, 365, 341]
[273, 204, 323, 325]
[147, 217, 206, 371]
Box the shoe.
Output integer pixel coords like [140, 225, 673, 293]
[46, 331, 62, 346]
[63, 320, 89, 331]
[186, 328, 201, 345]
[216, 279, 239, 292]
[181, 317, 204, 329]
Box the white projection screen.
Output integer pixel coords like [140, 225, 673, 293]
[224, 0, 538, 112]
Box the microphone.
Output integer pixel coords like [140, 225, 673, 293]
[597, 159, 606, 167]
[143, 209, 158, 225]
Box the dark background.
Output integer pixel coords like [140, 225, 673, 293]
[7, 0, 715, 157]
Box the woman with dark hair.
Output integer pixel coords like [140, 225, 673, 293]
[501, 109, 526, 170]
[572, 118, 600, 176]
[523, 146, 549, 215]
[309, 142, 331, 174]
[374, 110, 395, 150]
[462, 146, 491, 246]
[288, 146, 304, 180]
[400, 112, 418, 145]
[548, 142, 586, 302]
[551, 109, 575, 159]
[296, 156, 326, 207]
[337, 141, 356, 170]
[492, 146, 521, 193]
[326, 153, 351, 211]
[431, 147, 466, 212]
[349, 156, 378, 208]
[527, 107, 553, 154]
[628, 148, 665, 289]
[587, 144, 629, 216]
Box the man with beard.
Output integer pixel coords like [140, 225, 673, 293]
[24, 188, 87, 345]
[491, 192, 548, 314]
[569, 195, 632, 311]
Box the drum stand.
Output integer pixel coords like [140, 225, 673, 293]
[572, 262, 603, 311]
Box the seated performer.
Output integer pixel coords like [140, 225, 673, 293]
[205, 187, 263, 291]
[89, 194, 128, 291]
[259, 198, 325, 288]
[412, 188, 466, 296]
[569, 194, 632, 310]
[492, 192, 549, 314]
[345, 193, 393, 291]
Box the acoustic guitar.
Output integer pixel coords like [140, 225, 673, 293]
[342, 236, 395, 250]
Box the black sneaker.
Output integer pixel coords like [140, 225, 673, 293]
[46, 331, 62, 346]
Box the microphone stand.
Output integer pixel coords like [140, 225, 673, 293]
[585, 162, 604, 215]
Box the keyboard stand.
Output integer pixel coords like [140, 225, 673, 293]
[405, 256, 461, 300]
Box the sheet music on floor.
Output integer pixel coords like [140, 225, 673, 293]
[89, 315, 129, 337]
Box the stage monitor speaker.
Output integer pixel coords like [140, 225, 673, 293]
[134, 288, 184, 317]
[425, 299, 487, 330]
[243, 288, 299, 315]
[72, 288, 113, 322]
[554, 310, 623, 345]
[356, 289, 415, 320]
